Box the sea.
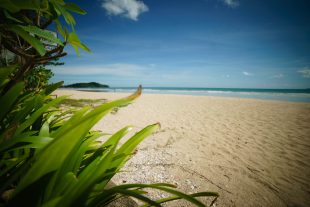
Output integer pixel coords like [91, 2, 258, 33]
[69, 87, 310, 103]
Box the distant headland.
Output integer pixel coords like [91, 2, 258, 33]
[63, 82, 109, 88]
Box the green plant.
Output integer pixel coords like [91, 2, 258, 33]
[56, 98, 107, 108]
[0, 73, 218, 206]
[0, 1, 219, 206]
[24, 65, 54, 91]
[0, 0, 90, 95]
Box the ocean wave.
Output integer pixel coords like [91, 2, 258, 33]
[63, 87, 310, 102]
[110, 88, 310, 102]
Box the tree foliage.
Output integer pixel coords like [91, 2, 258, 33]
[24, 65, 54, 91]
[0, 0, 90, 95]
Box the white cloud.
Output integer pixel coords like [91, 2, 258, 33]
[52, 63, 149, 77]
[298, 68, 310, 78]
[51, 63, 201, 86]
[272, 74, 284, 78]
[102, 0, 148, 21]
[242, 71, 253, 76]
[222, 0, 239, 8]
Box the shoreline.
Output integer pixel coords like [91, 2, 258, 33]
[55, 88, 310, 104]
[58, 88, 310, 103]
[53, 89, 310, 206]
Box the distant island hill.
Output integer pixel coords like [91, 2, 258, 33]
[63, 82, 109, 88]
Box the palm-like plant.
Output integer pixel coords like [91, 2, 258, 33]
[0, 1, 218, 206]
[0, 72, 218, 206]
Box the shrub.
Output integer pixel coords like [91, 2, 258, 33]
[0, 1, 218, 206]
[24, 65, 54, 92]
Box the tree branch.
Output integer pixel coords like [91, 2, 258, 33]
[35, 52, 67, 64]
[0, 59, 35, 96]
[36, 11, 41, 27]
[2, 41, 36, 59]
[45, 45, 64, 56]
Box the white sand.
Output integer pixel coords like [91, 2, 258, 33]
[54, 89, 310, 206]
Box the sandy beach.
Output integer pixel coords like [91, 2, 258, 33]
[54, 89, 310, 207]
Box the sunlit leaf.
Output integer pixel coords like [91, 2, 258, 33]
[10, 25, 46, 56]
[21, 25, 63, 46]
[64, 3, 86, 15]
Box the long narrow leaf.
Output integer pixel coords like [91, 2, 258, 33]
[94, 123, 160, 191]
[140, 192, 219, 207]
[108, 189, 161, 207]
[21, 25, 63, 46]
[0, 136, 52, 153]
[108, 183, 216, 207]
[56, 127, 132, 205]
[11, 95, 43, 124]
[42, 81, 64, 95]
[10, 25, 46, 56]
[13, 87, 142, 198]
[0, 65, 16, 87]
[0, 82, 24, 122]
[64, 3, 86, 15]
[15, 96, 67, 135]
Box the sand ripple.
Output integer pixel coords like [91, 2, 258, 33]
[55, 90, 310, 207]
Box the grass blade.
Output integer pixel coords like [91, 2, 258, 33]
[0, 82, 24, 122]
[13, 87, 142, 199]
[15, 96, 67, 135]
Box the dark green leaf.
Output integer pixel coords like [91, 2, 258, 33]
[11, 0, 41, 10]
[0, 82, 24, 122]
[0, 0, 20, 13]
[10, 25, 46, 56]
[15, 96, 67, 135]
[3, 10, 23, 23]
[0, 65, 17, 87]
[42, 81, 64, 95]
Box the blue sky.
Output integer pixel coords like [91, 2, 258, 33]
[51, 0, 310, 88]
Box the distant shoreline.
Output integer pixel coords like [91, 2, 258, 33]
[62, 82, 109, 89]
[58, 87, 310, 103]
